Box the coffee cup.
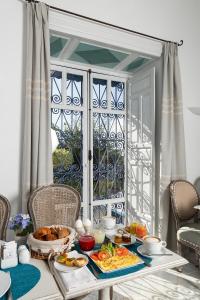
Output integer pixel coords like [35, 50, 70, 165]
[143, 235, 167, 254]
[101, 216, 116, 230]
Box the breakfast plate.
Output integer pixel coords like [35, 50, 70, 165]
[54, 250, 88, 273]
[89, 244, 143, 273]
[0, 271, 11, 298]
[109, 235, 136, 246]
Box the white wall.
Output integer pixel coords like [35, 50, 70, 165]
[0, 0, 200, 216]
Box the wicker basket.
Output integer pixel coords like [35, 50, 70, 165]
[27, 225, 76, 260]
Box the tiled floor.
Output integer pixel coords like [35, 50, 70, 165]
[85, 264, 200, 300]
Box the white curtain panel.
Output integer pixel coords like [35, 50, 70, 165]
[21, 2, 53, 212]
[159, 43, 186, 249]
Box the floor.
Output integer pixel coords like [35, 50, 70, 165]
[85, 263, 200, 300]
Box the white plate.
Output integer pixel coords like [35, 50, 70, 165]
[137, 245, 167, 257]
[54, 250, 88, 273]
[0, 271, 11, 298]
[109, 235, 136, 246]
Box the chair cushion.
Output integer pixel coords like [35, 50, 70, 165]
[177, 223, 200, 249]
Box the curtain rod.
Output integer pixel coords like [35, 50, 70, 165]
[26, 0, 183, 47]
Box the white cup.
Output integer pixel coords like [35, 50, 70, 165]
[143, 236, 167, 254]
[101, 216, 116, 230]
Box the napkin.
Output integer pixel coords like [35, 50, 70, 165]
[59, 265, 96, 289]
[0, 241, 18, 269]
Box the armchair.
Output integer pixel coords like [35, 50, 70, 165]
[28, 184, 81, 230]
[169, 180, 200, 266]
[0, 194, 11, 240]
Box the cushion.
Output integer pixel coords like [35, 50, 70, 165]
[177, 223, 200, 248]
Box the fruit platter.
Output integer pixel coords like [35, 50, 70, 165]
[89, 242, 143, 273]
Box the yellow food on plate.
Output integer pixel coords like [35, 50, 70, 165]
[95, 253, 141, 272]
[73, 257, 87, 267]
[65, 258, 75, 266]
[57, 255, 67, 264]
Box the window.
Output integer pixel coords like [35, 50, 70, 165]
[51, 66, 126, 224]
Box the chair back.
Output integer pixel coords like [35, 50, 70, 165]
[28, 184, 81, 230]
[169, 180, 199, 226]
[0, 194, 11, 240]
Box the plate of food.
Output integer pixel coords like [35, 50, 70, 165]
[54, 250, 88, 272]
[89, 242, 143, 273]
[121, 223, 148, 241]
[110, 232, 136, 245]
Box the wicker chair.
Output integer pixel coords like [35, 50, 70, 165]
[169, 180, 200, 266]
[28, 184, 81, 230]
[0, 194, 11, 240]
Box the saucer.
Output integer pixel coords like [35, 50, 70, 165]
[137, 245, 167, 257]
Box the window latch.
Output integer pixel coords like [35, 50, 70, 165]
[88, 150, 92, 161]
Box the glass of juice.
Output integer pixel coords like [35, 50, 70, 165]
[78, 234, 95, 251]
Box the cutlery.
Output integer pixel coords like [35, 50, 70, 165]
[145, 253, 173, 256]
[89, 265, 100, 278]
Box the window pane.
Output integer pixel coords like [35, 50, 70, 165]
[93, 205, 107, 225]
[111, 81, 125, 110]
[51, 71, 62, 105]
[111, 202, 125, 224]
[66, 73, 83, 106]
[51, 108, 83, 198]
[93, 113, 125, 200]
[92, 78, 107, 109]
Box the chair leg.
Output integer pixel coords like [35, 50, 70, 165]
[177, 241, 182, 256]
[175, 241, 183, 272]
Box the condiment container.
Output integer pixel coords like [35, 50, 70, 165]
[18, 246, 30, 264]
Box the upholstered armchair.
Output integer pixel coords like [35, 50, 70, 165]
[0, 194, 11, 240]
[169, 180, 200, 265]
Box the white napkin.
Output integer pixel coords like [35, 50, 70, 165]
[59, 265, 96, 290]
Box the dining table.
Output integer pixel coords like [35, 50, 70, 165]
[15, 245, 188, 300]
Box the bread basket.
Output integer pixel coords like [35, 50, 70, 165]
[27, 225, 76, 260]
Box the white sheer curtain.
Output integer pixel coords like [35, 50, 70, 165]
[159, 42, 186, 250]
[21, 2, 53, 212]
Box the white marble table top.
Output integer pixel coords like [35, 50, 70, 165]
[18, 249, 187, 300]
[52, 248, 188, 300]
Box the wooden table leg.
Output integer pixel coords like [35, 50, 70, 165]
[98, 286, 113, 300]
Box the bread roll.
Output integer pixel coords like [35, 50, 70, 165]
[36, 227, 51, 236]
[58, 228, 70, 239]
[46, 233, 57, 241]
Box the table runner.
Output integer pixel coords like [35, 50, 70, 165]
[0, 264, 41, 300]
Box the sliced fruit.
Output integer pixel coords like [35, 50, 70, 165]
[90, 253, 99, 261]
[115, 247, 129, 256]
[98, 251, 110, 261]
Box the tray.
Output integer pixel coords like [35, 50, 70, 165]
[89, 248, 143, 273]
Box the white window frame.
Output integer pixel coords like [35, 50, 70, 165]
[51, 64, 89, 220]
[90, 72, 127, 224]
[49, 10, 162, 226]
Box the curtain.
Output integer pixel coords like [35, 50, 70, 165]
[159, 43, 186, 250]
[21, 2, 53, 212]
